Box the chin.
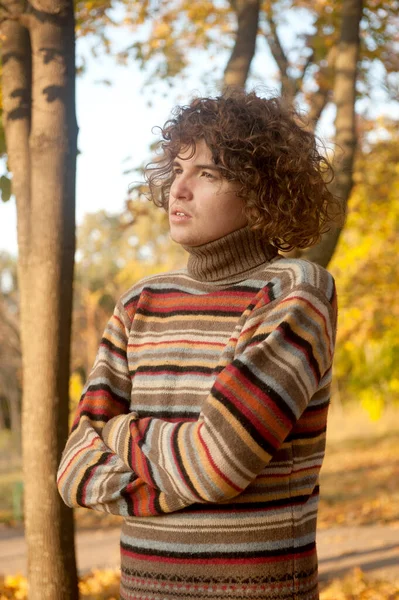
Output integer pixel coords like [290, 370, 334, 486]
[171, 233, 197, 246]
[169, 228, 196, 246]
[170, 223, 235, 246]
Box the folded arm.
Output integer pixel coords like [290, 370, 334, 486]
[57, 300, 188, 516]
[103, 281, 337, 508]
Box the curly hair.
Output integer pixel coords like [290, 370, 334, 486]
[145, 90, 340, 250]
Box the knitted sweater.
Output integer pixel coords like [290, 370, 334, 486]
[58, 226, 337, 600]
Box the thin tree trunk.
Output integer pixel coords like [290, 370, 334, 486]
[1, 1, 79, 597]
[304, 0, 363, 266]
[0, 20, 31, 260]
[223, 0, 260, 90]
[307, 46, 337, 129]
[263, 5, 297, 105]
[0, 396, 8, 429]
[8, 387, 22, 442]
[0, 13, 33, 523]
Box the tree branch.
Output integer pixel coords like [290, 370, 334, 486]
[263, 5, 297, 103]
[223, 0, 260, 90]
[298, 47, 314, 88]
[306, 46, 337, 130]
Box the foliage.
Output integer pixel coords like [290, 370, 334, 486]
[0, 574, 28, 600]
[0, 568, 120, 599]
[320, 568, 399, 600]
[115, 1, 232, 86]
[71, 0, 399, 89]
[71, 205, 185, 379]
[0, 176, 11, 203]
[78, 569, 120, 599]
[329, 121, 399, 417]
[1, 568, 398, 599]
[318, 428, 399, 528]
[100, 0, 399, 105]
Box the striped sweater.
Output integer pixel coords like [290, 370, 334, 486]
[58, 225, 337, 600]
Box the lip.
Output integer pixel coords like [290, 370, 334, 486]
[169, 206, 192, 223]
[169, 212, 192, 223]
[170, 206, 192, 217]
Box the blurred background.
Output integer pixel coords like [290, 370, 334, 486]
[0, 1, 398, 599]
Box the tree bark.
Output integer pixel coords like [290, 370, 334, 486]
[304, 0, 363, 266]
[1, 1, 79, 597]
[223, 0, 260, 90]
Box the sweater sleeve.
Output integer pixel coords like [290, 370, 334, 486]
[102, 280, 337, 508]
[57, 299, 165, 516]
[56, 298, 211, 516]
[57, 300, 137, 514]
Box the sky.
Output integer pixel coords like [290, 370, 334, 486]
[0, 38, 179, 255]
[0, 11, 316, 256]
[0, 10, 396, 257]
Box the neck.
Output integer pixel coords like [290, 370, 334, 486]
[182, 226, 278, 283]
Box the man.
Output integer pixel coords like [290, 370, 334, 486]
[58, 90, 338, 600]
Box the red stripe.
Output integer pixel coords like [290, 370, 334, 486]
[138, 304, 244, 313]
[113, 314, 125, 328]
[169, 423, 203, 501]
[57, 436, 98, 484]
[213, 367, 290, 444]
[197, 423, 242, 494]
[140, 289, 253, 300]
[120, 547, 315, 565]
[82, 452, 113, 502]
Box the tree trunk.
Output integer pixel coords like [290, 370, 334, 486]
[1, 1, 79, 597]
[263, 5, 297, 105]
[223, 0, 260, 90]
[303, 0, 363, 267]
[307, 46, 337, 129]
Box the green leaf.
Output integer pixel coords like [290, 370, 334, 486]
[0, 175, 12, 202]
[0, 125, 7, 157]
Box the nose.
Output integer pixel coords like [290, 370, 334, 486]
[170, 173, 193, 201]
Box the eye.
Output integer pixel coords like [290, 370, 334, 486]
[172, 166, 183, 176]
[201, 170, 216, 180]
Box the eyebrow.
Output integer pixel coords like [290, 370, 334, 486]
[172, 160, 221, 171]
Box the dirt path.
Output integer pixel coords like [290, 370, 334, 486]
[1, 525, 398, 582]
[317, 525, 399, 582]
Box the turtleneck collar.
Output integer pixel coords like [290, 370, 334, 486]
[182, 226, 279, 283]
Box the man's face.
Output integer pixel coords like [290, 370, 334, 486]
[168, 139, 248, 246]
